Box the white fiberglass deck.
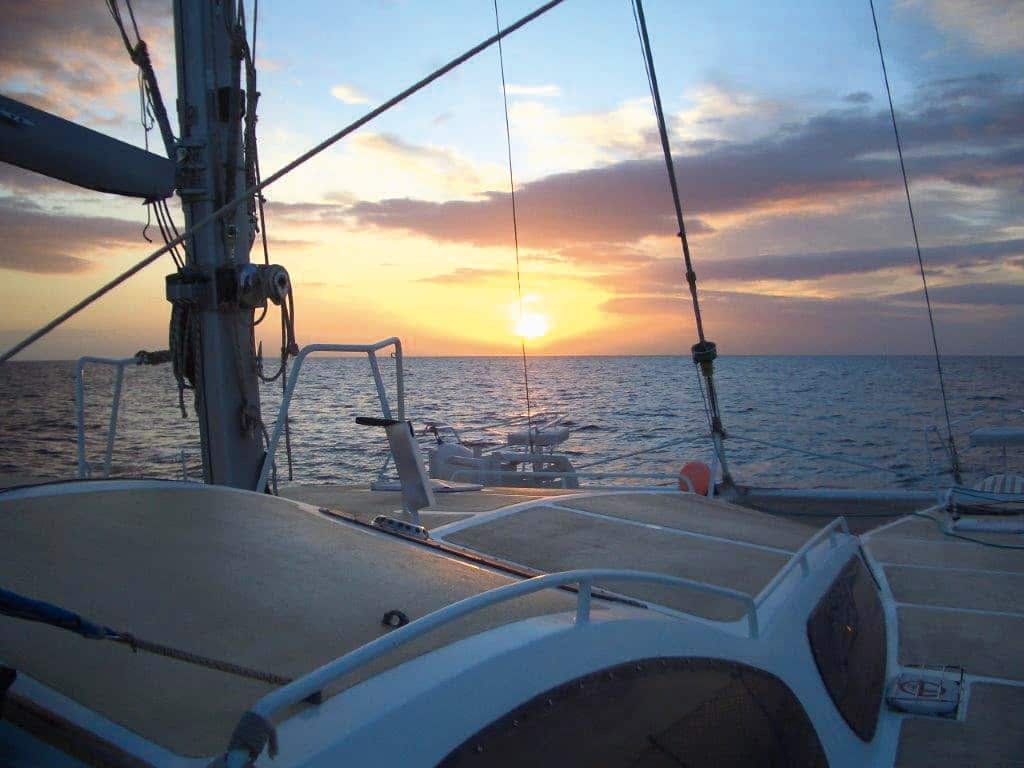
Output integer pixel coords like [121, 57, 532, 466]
[5, 478, 1021, 766]
[0, 483, 573, 757]
[863, 513, 1024, 767]
[1, 482, 819, 760]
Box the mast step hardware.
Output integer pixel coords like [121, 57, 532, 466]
[373, 515, 429, 540]
[357, 417, 437, 524]
[886, 666, 962, 717]
[691, 340, 718, 365]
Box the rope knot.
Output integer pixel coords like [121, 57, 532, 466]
[130, 40, 151, 68]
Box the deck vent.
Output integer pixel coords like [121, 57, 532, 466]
[886, 666, 962, 717]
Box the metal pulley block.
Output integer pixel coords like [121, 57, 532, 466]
[237, 263, 290, 309]
[165, 263, 290, 310]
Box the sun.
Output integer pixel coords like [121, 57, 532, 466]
[515, 311, 549, 339]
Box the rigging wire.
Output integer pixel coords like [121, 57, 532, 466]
[0, 0, 567, 365]
[492, 0, 536, 453]
[630, 0, 731, 482]
[630, 0, 707, 345]
[106, 0, 176, 158]
[869, 0, 962, 484]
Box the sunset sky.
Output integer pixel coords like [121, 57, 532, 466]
[1, 0, 1022, 358]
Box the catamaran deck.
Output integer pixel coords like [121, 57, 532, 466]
[862, 513, 1024, 767]
[2, 479, 1021, 765]
[0, 482, 824, 759]
[0, 483, 575, 757]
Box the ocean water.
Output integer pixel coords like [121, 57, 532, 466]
[0, 355, 1021, 490]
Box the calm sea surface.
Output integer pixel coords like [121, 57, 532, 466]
[1, 356, 1020, 490]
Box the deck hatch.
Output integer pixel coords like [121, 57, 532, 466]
[806, 554, 886, 741]
[439, 657, 828, 767]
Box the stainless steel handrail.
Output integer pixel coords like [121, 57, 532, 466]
[225, 566, 758, 764]
[753, 516, 850, 608]
[257, 338, 404, 491]
[75, 355, 142, 479]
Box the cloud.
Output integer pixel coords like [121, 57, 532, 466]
[347, 75, 1022, 255]
[266, 237, 317, 250]
[905, 0, 1024, 53]
[350, 189, 713, 249]
[416, 267, 510, 285]
[0, 164, 79, 195]
[263, 200, 348, 224]
[889, 281, 1024, 306]
[0, 0, 173, 126]
[0, 198, 145, 274]
[597, 288, 1024, 355]
[674, 84, 793, 144]
[701, 239, 1024, 283]
[330, 84, 370, 105]
[505, 84, 560, 97]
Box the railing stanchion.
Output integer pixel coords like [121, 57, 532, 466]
[75, 355, 139, 480]
[258, 339, 405, 492]
[576, 579, 592, 624]
[76, 360, 88, 478]
[104, 363, 127, 478]
[367, 351, 392, 420]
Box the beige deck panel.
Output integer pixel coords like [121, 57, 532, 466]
[446, 505, 790, 621]
[279, 484, 566, 525]
[0, 473, 64, 490]
[885, 565, 1024, 613]
[555, 492, 812, 551]
[896, 683, 1024, 768]
[0, 486, 573, 757]
[867, 534, 1024, 573]
[737, 492, 932, 536]
[897, 605, 1024, 681]
[870, 514, 1019, 546]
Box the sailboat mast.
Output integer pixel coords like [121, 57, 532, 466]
[170, 0, 266, 489]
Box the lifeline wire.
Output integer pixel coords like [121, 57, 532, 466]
[869, 0, 961, 484]
[0, 0, 568, 364]
[493, 0, 536, 452]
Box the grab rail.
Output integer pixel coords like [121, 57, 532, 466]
[75, 355, 141, 479]
[257, 339, 404, 492]
[753, 516, 849, 608]
[227, 567, 758, 762]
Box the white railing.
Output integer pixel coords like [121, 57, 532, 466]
[224, 567, 758, 765]
[75, 355, 141, 479]
[257, 339, 404, 492]
[753, 516, 849, 609]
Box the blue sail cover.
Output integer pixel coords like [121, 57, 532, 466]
[0, 587, 111, 639]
